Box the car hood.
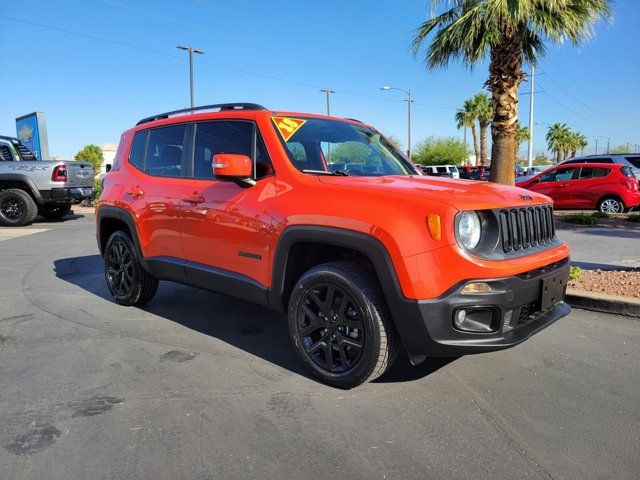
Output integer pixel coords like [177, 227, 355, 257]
[317, 175, 551, 211]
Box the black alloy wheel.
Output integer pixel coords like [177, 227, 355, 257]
[106, 238, 134, 297]
[296, 282, 365, 373]
[1, 197, 24, 220]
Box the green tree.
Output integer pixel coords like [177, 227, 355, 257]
[514, 124, 530, 161]
[413, 136, 469, 166]
[75, 144, 104, 174]
[454, 99, 479, 165]
[412, 0, 611, 185]
[533, 153, 551, 166]
[546, 123, 571, 164]
[329, 142, 376, 166]
[473, 92, 492, 167]
[611, 145, 630, 154]
[384, 134, 404, 151]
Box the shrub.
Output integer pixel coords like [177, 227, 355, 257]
[627, 214, 640, 223]
[563, 213, 598, 225]
[591, 211, 611, 219]
[569, 266, 581, 281]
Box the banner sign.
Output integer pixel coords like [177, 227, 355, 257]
[16, 112, 50, 160]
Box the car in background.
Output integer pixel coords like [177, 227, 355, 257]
[516, 162, 640, 213]
[421, 165, 460, 178]
[560, 154, 640, 179]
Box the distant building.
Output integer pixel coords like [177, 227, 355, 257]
[99, 143, 118, 174]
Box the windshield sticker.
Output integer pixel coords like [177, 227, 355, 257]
[272, 116, 306, 142]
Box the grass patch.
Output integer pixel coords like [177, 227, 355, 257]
[563, 213, 598, 225]
[627, 214, 640, 223]
[569, 266, 581, 281]
[591, 211, 611, 219]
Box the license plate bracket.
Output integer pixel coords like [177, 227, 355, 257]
[540, 273, 566, 311]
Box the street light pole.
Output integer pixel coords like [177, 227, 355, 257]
[381, 86, 414, 160]
[527, 64, 535, 169]
[595, 137, 598, 154]
[177, 45, 205, 110]
[319, 89, 335, 116]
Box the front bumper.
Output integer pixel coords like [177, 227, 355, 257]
[388, 258, 571, 360]
[41, 187, 97, 204]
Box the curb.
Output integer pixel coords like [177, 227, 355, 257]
[566, 289, 640, 318]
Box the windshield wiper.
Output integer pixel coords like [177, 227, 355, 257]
[302, 169, 349, 176]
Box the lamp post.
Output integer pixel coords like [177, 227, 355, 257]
[381, 86, 414, 160]
[177, 45, 205, 110]
[319, 89, 336, 116]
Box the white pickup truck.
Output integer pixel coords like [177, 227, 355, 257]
[0, 135, 96, 226]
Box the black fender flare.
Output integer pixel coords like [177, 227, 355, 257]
[96, 206, 146, 266]
[269, 226, 430, 354]
[268, 226, 404, 310]
[0, 173, 44, 203]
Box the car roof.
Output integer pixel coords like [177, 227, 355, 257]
[133, 103, 370, 131]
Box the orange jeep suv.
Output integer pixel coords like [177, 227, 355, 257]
[97, 103, 571, 388]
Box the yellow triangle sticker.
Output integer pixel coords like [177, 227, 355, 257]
[272, 116, 306, 142]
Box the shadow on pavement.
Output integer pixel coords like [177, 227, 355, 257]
[33, 213, 85, 225]
[53, 254, 453, 386]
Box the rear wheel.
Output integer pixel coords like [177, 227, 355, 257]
[104, 230, 158, 306]
[287, 261, 399, 388]
[0, 189, 38, 226]
[39, 204, 72, 220]
[598, 196, 625, 214]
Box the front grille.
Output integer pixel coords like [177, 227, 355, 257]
[500, 205, 555, 253]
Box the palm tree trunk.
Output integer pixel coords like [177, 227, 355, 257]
[555, 149, 561, 164]
[563, 150, 569, 161]
[470, 123, 480, 166]
[479, 121, 489, 167]
[488, 33, 523, 185]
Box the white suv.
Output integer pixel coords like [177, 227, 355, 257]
[421, 165, 460, 179]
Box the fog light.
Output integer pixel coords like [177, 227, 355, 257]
[461, 282, 492, 294]
[454, 309, 467, 329]
[453, 308, 497, 333]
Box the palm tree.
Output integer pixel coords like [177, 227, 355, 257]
[473, 92, 492, 167]
[411, 0, 611, 185]
[576, 132, 588, 156]
[514, 124, 530, 161]
[546, 123, 570, 164]
[455, 99, 479, 165]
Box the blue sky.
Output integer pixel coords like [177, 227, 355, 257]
[1, 0, 638, 157]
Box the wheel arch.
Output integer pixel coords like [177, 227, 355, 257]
[96, 206, 146, 267]
[0, 174, 43, 204]
[269, 226, 403, 310]
[597, 194, 625, 210]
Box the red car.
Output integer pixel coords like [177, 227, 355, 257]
[516, 163, 640, 213]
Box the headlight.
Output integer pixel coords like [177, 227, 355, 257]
[457, 211, 481, 250]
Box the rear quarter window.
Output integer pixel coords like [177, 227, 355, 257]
[579, 167, 611, 179]
[129, 131, 147, 170]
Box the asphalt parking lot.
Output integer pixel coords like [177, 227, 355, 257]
[1, 212, 639, 479]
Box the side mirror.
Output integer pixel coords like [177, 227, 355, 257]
[212, 154, 255, 187]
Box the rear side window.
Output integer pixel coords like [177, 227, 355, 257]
[579, 167, 610, 179]
[129, 131, 147, 170]
[143, 125, 187, 177]
[193, 121, 273, 179]
[625, 157, 640, 168]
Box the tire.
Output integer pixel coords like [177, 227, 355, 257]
[0, 189, 38, 227]
[597, 196, 625, 214]
[287, 261, 399, 388]
[39, 204, 72, 220]
[104, 230, 158, 306]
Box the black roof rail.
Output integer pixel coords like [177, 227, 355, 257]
[136, 103, 267, 126]
[345, 118, 364, 124]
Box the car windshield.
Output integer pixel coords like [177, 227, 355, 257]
[273, 116, 416, 176]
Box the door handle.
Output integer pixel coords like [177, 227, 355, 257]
[128, 187, 145, 199]
[559, 184, 569, 187]
[183, 194, 205, 204]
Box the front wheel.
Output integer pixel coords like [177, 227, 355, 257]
[287, 261, 399, 388]
[39, 204, 72, 220]
[104, 230, 158, 306]
[598, 197, 625, 214]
